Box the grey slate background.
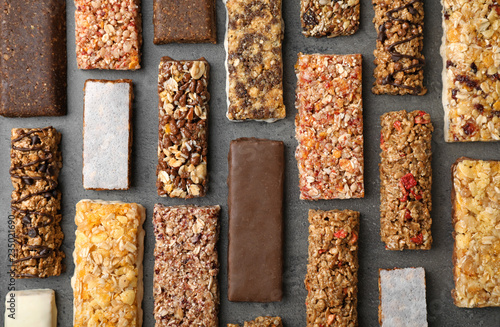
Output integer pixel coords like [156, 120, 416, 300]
[1, 0, 500, 326]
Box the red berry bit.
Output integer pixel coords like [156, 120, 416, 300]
[411, 233, 424, 244]
[334, 229, 348, 239]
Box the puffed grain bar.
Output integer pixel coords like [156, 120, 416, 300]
[295, 53, 364, 200]
[4, 289, 57, 327]
[75, 0, 142, 70]
[301, 0, 360, 38]
[372, 0, 426, 95]
[72, 200, 145, 326]
[228, 316, 283, 327]
[380, 110, 433, 250]
[10, 127, 64, 278]
[157, 57, 209, 198]
[451, 158, 500, 307]
[153, 204, 220, 326]
[0, 0, 66, 117]
[305, 209, 359, 327]
[225, 0, 285, 121]
[441, 1, 500, 142]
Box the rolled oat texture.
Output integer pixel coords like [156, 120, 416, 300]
[227, 316, 283, 327]
[301, 0, 360, 38]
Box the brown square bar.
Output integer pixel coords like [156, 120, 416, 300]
[301, 0, 360, 38]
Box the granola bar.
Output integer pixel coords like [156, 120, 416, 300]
[451, 158, 500, 307]
[301, 0, 360, 38]
[75, 0, 142, 70]
[157, 57, 209, 198]
[4, 289, 57, 327]
[295, 53, 364, 200]
[10, 127, 63, 278]
[228, 316, 283, 327]
[380, 110, 433, 250]
[372, 0, 426, 95]
[441, 1, 500, 141]
[72, 200, 145, 326]
[225, 0, 285, 121]
[153, 204, 220, 326]
[305, 209, 359, 327]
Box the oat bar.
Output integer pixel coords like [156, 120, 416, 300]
[225, 0, 285, 121]
[10, 127, 63, 278]
[75, 0, 142, 70]
[301, 0, 360, 38]
[380, 110, 433, 250]
[228, 316, 283, 327]
[157, 57, 209, 198]
[72, 200, 145, 326]
[451, 158, 500, 307]
[295, 53, 364, 200]
[305, 209, 359, 327]
[372, 0, 426, 95]
[441, 1, 500, 141]
[153, 204, 220, 326]
[4, 289, 57, 327]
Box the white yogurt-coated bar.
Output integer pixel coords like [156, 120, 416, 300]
[4, 289, 57, 327]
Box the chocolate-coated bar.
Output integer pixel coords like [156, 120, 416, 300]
[4, 289, 57, 327]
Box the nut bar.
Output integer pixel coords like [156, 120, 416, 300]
[228, 316, 283, 327]
[157, 57, 209, 198]
[75, 0, 142, 70]
[305, 209, 359, 327]
[10, 127, 63, 278]
[451, 158, 500, 307]
[295, 53, 364, 200]
[301, 0, 360, 38]
[225, 0, 285, 121]
[372, 0, 426, 95]
[380, 110, 433, 250]
[153, 204, 220, 326]
[441, 1, 500, 141]
[0, 0, 66, 117]
[72, 200, 145, 326]
[4, 289, 57, 327]
[153, 0, 216, 44]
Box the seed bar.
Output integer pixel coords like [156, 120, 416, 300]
[153, 204, 220, 326]
[451, 158, 500, 307]
[301, 0, 360, 38]
[4, 289, 57, 327]
[372, 0, 426, 95]
[10, 127, 63, 278]
[305, 209, 359, 327]
[380, 110, 433, 250]
[295, 53, 364, 200]
[225, 0, 285, 121]
[228, 316, 283, 327]
[157, 57, 209, 198]
[441, 1, 500, 141]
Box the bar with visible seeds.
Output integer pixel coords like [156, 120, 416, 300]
[441, 1, 500, 142]
[451, 158, 500, 307]
[153, 204, 220, 326]
[305, 209, 359, 327]
[157, 57, 209, 198]
[225, 0, 285, 121]
[380, 110, 433, 250]
[72, 200, 145, 326]
[10, 127, 63, 278]
[372, 0, 426, 95]
[301, 0, 360, 38]
[295, 53, 364, 200]
[228, 316, 283, 327]
[75, 0, 142, 70]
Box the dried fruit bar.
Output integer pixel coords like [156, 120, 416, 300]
[451, 158, 500, 307]
[157, 57, 209, 198]
[225, 0, 285, 121]
[4, 289, 57, 327]
[75, 0, 142, 70]
[372, 0, 426, 95]
[72, 200, 145, 326]
[305, 209, 359, 327]
[380, 110, 433, 250]
[441, 1, 500, 141]
[153, 204, 220, 326]
[295, 53, 364, 200]
[228, 316, 283, 327]
[10, 127, 64, 278]
[301, 0, 360, 38]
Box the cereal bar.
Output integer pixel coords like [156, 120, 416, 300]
[4, 289, 57, 327]
[295, 53, 364, 200]
[301, 0, 360, 38]
[228, 316, 283, 327]
[157, 57, 209, 198]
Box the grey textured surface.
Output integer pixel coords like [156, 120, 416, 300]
[0, 0, 499, 326]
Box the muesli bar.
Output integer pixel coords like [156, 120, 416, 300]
[372, 0, 426, 95]
[301, 0, 360, 38]
[441, 1, 500, 141]
[228, 316, 283, 327]
[10, 127, 64, 278]
[157, 57, 209, 198]
[451, 158, 500, 307]
[295, 53, 364, 200]
[305, 209, 359, 327]
[380, 110, 433, 250]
